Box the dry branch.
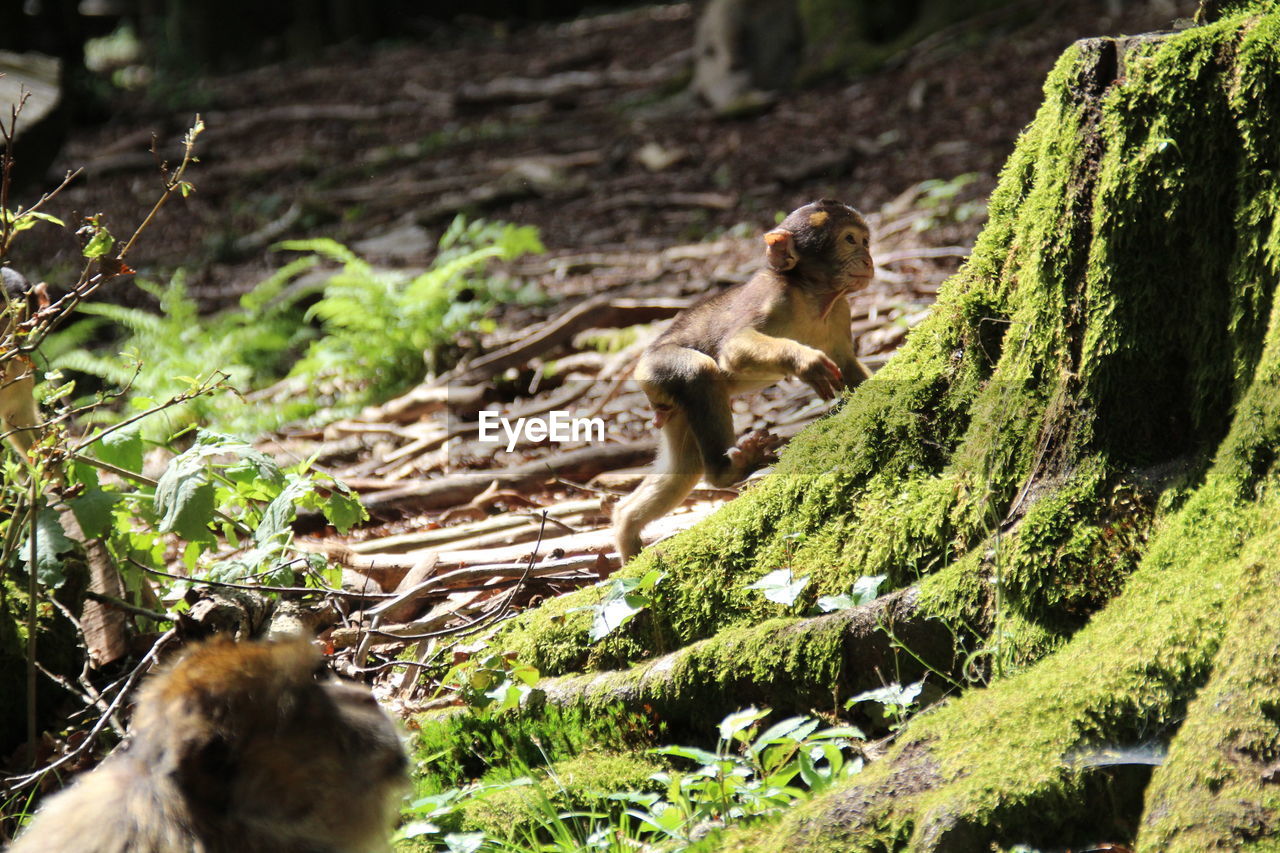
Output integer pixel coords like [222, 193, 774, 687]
[454, 297, 688, 383]
[357, 440, 654, 512]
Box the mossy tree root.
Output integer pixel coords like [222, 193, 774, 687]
[529, 588, 963, 734]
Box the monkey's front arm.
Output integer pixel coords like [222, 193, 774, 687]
[718, 328, 845, 399]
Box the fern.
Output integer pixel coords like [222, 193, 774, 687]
[43, 216, 544, 438]
[73, 302, 166, 336]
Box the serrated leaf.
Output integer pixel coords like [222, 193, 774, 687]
[323, 490, 367, 533]
[155, 461, 216, 542]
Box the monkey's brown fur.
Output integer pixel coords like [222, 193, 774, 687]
[8, 638, 408, 853]
[614, 200, 873, 561]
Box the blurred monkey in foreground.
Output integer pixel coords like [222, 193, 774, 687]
[8, 638, 409, 853]
[0, 267, 47, 455]
[614, 200, 874, 561]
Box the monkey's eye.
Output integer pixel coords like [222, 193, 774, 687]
[844, 234, 857, 244]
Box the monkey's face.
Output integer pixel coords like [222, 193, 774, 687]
[772, 200, 875, 290]
[832, 220, 875, 287]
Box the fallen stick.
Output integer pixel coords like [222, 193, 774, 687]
[453, 298, 687, 384]
[357, 441, 654, 512]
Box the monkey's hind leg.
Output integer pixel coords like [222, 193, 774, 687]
[614, 413, 702, 562]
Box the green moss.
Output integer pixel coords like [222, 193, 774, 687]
[410, 702, 659, 794]
[1137, 557, 1280, 850]
[461, 750, 664, 839]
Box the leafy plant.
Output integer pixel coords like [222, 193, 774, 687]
[582, 568, 664, 641]
[745, 567, 809, 607]
[846, 681, 925, 731]
[396, 708, 864, 852]
[439, 652, 542, 714]
[815, 573, 886, 612]
[619, 708, 864, 848]
[49, 216, 545, 437]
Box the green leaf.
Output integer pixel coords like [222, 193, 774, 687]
[653, 745, 721, 766]
[323, 489, 367, 533]
[255, 478, 309, 546]
[816, 593, 856, 612]
[443, 832, 486, 853]
[851, 574, 886, 605]
[82, 229, 116, 259]
[590, 591, 648, 641]
[155, 459, 216, 543]
[21, 508, 76, 587]
[718, 707, 770, 742]
[751, 716, 820, 753]
[745, 568, 810, 606]
[68, 486, 118, 539]
[94, 428, 144, 473]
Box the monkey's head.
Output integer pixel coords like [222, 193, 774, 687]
[130, 637, 409, 851]
[764, 199, 874, 289]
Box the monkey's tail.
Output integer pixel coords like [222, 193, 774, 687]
[614, 414, 702, 561]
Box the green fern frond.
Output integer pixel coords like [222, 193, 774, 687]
[74, 302, 166, 335]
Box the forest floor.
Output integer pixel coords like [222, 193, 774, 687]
[8, 0, 1194, 690]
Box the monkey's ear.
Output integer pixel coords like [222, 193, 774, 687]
[764, 229, 798, 272]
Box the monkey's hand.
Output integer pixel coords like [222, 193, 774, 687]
[726, 429, 783, 478]
[797, 351, 844, 400]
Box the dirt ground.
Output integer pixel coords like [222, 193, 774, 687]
[9, 0, 1193, 310]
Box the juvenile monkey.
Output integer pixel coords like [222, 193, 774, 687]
[8, 638, 409, 853]
[0, 267, 46, 455]
[614, 199, 874, 561]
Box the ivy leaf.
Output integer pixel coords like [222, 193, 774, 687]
[746, 568, 810, 606]
[850, 574, 886, 605]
